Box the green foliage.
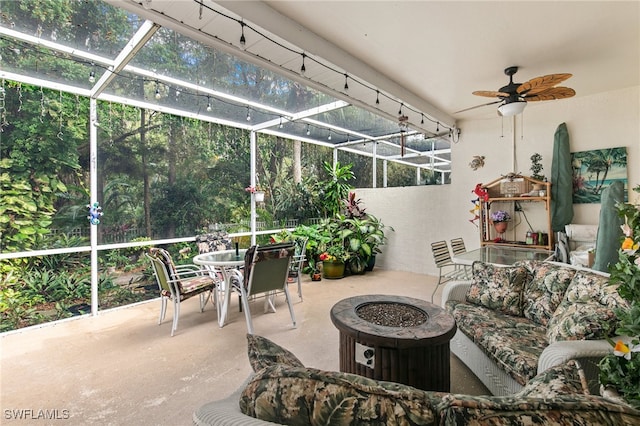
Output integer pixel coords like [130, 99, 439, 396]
[320, 161, 355, 217]
[599, 184, 640, 408]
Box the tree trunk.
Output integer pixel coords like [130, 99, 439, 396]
[293, 139, 302, 184]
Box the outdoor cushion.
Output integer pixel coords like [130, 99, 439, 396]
[546, 271, 628, 343]
[446, 301, 547, 386]
[515, 360, 588, 398]
[437, 393, 640, 425]
[518, 261, 576, 326]
[239, 363, 440, 425]
[465, 262, 530, 317]
[246, 334, 304, 372]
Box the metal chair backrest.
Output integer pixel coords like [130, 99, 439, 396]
[290, 237, 308, 274]
[431, 240, 453, 268]
[450, 238, 467, 256]
[241, 242, 295, 296]
[146, 248, 176, 297]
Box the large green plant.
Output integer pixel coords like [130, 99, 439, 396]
[320, 161, 354, 217]
[598, 184, 640, 408]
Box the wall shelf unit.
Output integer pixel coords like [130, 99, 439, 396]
[479, 175, 553, 251]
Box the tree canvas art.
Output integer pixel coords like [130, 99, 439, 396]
[571, 147, 628, 204]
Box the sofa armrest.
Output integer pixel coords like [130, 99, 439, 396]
[441, 280, 472, 307]
[539, 339, 615, 394]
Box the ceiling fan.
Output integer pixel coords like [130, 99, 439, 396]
[457, 66, 576, 116]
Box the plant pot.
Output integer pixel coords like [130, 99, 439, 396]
[365, 255, 376, 272]
[322, 260, 345, 279]
[254, 191, 265, 203]
[493, 221, 508, 234]
[348, 257, 366, 275]
[311, 272, 322, 281]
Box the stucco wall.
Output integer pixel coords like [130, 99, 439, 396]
[357, 86, 639, 276]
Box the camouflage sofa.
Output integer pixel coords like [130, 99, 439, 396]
[442, 260, 627, 397]
[193, 334, 639, 425]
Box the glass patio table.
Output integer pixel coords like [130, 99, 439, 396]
[452, 245, 554, 267]
[193, 249, 247, 328]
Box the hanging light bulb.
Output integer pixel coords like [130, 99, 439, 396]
[300, 53, 306, 75]
[306, 124, 311, 136]
[206, 97, 212, 112]
[344, 74, 349, 90]
[155, 83, 161, 100]
[376, 90, 380, 105]
[328, 131, 332, 141]
[88, 70, 95, 83]
[398, 103, 403, 115]
[239, 21, 246, 47]
[421, 114, 424, 125]
[246, 107, 251, 121]
[279, 117, 283, 128]
[436, 122, 440, 132]
[175, 89, 180, 98]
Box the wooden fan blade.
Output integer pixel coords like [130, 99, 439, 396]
[472, 90, 509, 98]
[523, 87, 576, 101]
[454, 100, 502, 114]
[517, 73, 572, 95]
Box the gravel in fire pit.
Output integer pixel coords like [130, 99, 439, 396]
[356, 302, 428, 327]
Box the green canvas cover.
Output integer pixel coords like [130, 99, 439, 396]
[551, 123, 574, 232]
[592, 181, 624, 272]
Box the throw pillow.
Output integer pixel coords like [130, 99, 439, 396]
[465, 262, 530, 316]
[519, 261, 577, 326]
[516, 360, 589, 398]
[246, 334, 305, 372]
[546, 271, 628, 343]
[239, 364, 439, 425]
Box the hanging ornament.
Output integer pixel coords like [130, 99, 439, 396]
[87, 202, 103, 225]
[398, 114, 408, 157]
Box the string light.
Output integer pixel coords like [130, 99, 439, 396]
[239, 21, 246, 47]
[206, 97, 212, 112]
[246, 106, 251, 121]
[421, 114, 424, 125]
[279, 116, 283, 128]
[328, 130, 332, 141]
[344, 74, 349, 91]
[154, 81, 161, 99]
[300, 53, 306, 75]
[376, 90, 380, 105]
[306, 124, 311, 135]
[398, 103, 403, 115]
[88, 70, 95, 83]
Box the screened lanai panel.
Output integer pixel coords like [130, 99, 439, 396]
[314, 105, 401, 142]
[0, 2, 138, 86]
[127, 24, 336, 115]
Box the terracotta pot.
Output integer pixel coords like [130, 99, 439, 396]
[323, 260, 345, 279]
[493, 221, 508, 234]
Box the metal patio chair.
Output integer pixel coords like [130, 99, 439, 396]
[287, 237, 308, 301]
[430, 240, 467, 302]
[228, 242, 296, 334]
[146, 247, 217, 336]
[450, 237, 472, 279]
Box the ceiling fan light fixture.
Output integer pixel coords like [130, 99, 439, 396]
[498, 101, 526, 117]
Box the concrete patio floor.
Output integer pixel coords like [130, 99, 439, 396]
[1, 269, 488, 425]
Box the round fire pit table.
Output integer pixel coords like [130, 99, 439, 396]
[330, 294, 456, 391]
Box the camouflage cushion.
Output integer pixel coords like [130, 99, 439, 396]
[465, 262, 530, 317]
[447, 300, 546, 386]
[517, 261, 577, 326]
[516, 360, 588, 398]
[437, 393, 640, 425]
[546, 271, 628, 343]
[239, 364, 440, 425]
[246, 334, 304, 372]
